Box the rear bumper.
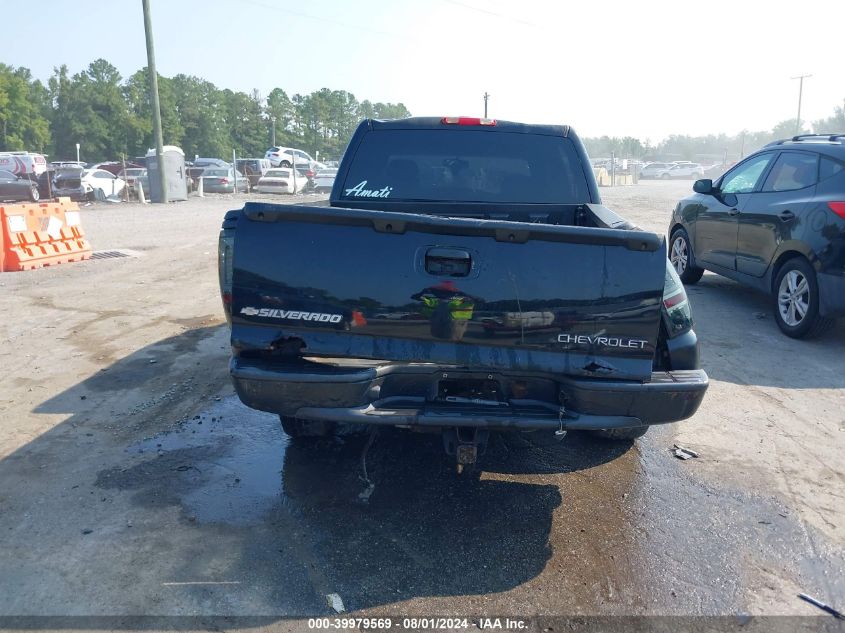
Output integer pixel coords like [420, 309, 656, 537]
[818, 271, 845, 317]
[230, 357, 708, 431]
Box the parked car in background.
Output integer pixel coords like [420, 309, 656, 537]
[255, 167, 307, 194]
[193, 157, 230, 169]
[655, 163, 704, 179]
[35, 169, 56, 198]
[235, 158, 272, 188]
[118, 168, 149, 197]
[188, 158, 230, 190]
[83, 169, 126, 198]
[668, 134, 845, 338]
[0, 152, 48, 179]
[52, 166, 87, 201]
[639, 162, 674, 179]
[91, 161, 142, 176]
[200, 167, 250, 193]
[264, 147, 315, 168]
[51, 166, 125, 201]
[186, 166, 206, 189]
[0, 169, 40, 201]
[295, 164, 317, 192]
[313, 167, 338, 193]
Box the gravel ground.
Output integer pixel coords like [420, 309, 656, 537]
[0, 182, 842, 627]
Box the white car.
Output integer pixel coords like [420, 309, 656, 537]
[654, 163, 704, 180]
[313, 168, 338, 193]
[255, 168, 308, 194]
[82, 169, 126, 197]
[264, 146, 315, 168]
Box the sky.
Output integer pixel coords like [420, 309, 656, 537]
[4, 0, 844, 142]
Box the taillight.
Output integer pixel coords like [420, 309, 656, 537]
[218, 232, 235, 323]
[828, 202, 845, 219]
[441, 116, 497, 126]
[662, 262, 692, 337]
[220, 178, 229, 184]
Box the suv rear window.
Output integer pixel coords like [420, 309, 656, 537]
[340, 129, 591, 204]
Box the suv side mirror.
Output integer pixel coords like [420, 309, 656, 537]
[693, 178, 714, 194]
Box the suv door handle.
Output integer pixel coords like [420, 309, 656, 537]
[728, 208, 740, 216]
[779, 210, 795, 221]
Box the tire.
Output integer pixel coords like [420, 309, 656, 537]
[772, 258, 835, 339]
[280, 161, 291, 168]
[661, 173, 670, 180]
[591, 426, 649, 441]
[669, 228, 704, 284]
[280, 415, 336, 440]
[29, 186, 40, 202]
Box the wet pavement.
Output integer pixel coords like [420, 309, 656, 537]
[2, 393, 839, 621]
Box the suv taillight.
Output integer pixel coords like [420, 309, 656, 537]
[662, 262, 692, 337]
[828, 202, 845, 219]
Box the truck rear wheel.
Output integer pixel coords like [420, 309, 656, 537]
[591, 426, 649, 441]
[280, 416, 336, 440]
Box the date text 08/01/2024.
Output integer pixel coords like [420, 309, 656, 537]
[306, 617, 528, 630]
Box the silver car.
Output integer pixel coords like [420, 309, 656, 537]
[639, 162, 674, 179]
[654, 163, 705, 179]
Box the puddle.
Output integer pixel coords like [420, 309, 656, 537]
[127, 396, 288, 524]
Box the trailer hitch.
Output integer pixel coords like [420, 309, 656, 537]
[442, 427, 489, 473]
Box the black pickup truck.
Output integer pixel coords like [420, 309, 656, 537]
[219, 117, 708, 468]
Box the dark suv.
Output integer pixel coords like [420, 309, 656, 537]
[668, 134, 845, 338]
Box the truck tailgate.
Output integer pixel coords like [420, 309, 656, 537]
[228, 203, 668, 381]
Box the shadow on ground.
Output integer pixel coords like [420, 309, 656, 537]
[686, 275, 845, 388]
[0, 327, 640, 622]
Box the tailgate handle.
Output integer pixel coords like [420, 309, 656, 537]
[425, 247, 472, 277]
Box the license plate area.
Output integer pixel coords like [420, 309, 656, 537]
[434, 375, 506, 406]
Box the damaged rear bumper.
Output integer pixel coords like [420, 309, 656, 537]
[230, 357, 708, 430]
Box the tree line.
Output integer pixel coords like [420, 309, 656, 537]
[2, 59, 843, 164]
[582, 104, 845, 163]
[0, 59, 410, 163]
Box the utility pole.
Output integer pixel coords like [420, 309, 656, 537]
[142, 0, 168, 203]
[271, 116, 276, 146]
[791, 74, 812, 136]
[483, 92, 490, 118]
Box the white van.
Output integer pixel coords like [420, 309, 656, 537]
[0, 152, 48, 177]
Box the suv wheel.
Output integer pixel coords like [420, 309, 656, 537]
[29, 186, 40, 202]
[773, 258, 835, 339]
[280, 415, 336, 440]
[280, 161, 292, 168]
[591, 426, 649, 441]
[661, 173, 671, 180]
[669, 228, 704, 284]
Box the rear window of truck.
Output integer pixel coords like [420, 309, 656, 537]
[340, 129, 591, 204]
